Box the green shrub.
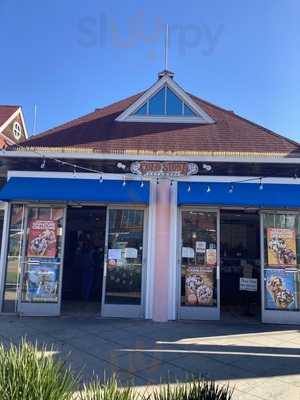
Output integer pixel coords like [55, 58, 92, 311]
[0, 339, 76, 400]
[151, 378, 233, 400]
[80, 375, 138, 400]
[0, 339, 234, 400]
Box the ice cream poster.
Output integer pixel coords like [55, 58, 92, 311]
[27, 220, 57, 258]
[185, 266, 214, 306]
[25, 263, 59, 302]
[265, 269, 298, 311]
[267, 228, 297, 267]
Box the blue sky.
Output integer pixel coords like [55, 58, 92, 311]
[1, 0, 299, 141]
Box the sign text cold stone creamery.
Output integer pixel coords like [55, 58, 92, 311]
[130, 161, 198, 178]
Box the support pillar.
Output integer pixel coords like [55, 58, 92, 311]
[152, 180, 171, 322]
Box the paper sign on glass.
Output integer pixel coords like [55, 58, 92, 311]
[267, 228, 297, 267]
[240, 278, 257, 292]
[265, 269, 298, 310]
[196, 241, 206, 254]
[27, 219, 57, 258]
[108, 249, 122, 260]
[182, 247, 195, 258]
[124, 248, 138, 258]
[206, 249, 217, 266]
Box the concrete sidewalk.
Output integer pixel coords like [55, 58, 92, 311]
[0, 316, 299, 399]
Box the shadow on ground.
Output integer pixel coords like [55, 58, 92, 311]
[0, 316, 299, 398]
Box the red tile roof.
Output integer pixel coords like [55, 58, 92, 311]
[17, 92, 300, 156]
[0, 105, 19, 128]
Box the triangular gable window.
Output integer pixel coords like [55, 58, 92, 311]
[116, 74, 214, 124]
[134, 86, 197, 117]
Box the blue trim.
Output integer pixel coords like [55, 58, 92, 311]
[0, 177, 149, 204]
[178, 181, 300, 208]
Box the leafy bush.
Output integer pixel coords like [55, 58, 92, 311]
[0, 340, 76, 400]
[80, 375, 138, 400]
[0, 339, 234, 400]
[151, 378, 233, 400]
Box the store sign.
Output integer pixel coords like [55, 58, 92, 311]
[130, 161, 198, 178]
[240, 278, 257, 292]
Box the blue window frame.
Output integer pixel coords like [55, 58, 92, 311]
[148, 87, 165, 115]
[133, 86, 198, 118]
[184, 104, 196, 116]
[166, 87, 182, 115]
[135, 103, 147, 115]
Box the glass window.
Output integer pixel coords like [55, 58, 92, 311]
[2, 205, 25, 312]
[184, 104, 196, 116]
[148, 87, 165, 115]
[263, 212, 300, 312]
[21, 207, 65, 304]
[135, 103, 147, 115]
[132, 86, 199, 118]
[166, 87, 182, 115]
[105, 209, 144, 305]
[181, 210, 218, 307]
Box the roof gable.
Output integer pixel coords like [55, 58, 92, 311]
[0, 106, 28, 147]
[0, 106, 19, 129]
[16, 78, 300, 157]
[116, 75, 215, 124]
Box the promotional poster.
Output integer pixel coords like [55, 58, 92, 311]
[265, 269, 298, 311]
[25, 261, 59, 302]
[27, 219, 57, 258]
[185, 266, 214, 306]
[267, 228, 297, 267]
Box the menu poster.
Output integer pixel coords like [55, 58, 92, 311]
[185, 266, 214, 306]
[26, 262, 59, 302]
[267, 228, 297, 267]
[27, 220, 57, 258]
[265, 269, 298, 311]
[206, 249, 217, 267]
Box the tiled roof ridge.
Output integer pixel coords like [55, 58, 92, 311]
[10, 146, 299, 157]
[189, 93, 300, 147]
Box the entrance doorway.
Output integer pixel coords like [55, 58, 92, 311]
[220, 210, 261, 321]
[62, 206, 106, 316]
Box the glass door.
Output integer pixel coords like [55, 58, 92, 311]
[101, 207, 146, 318]
[178, 208, 220, 320]
[17, 205, 66, 316]
[261, 211, 300, 324]
[2, 205, 26, 313]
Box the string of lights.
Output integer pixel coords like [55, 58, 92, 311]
[3, 143, 299, 191]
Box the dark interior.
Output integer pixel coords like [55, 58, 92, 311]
[62, 206, 106, 313]
[220, 210, 261, 318]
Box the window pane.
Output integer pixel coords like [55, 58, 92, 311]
[148, 87, 165, 115]
[181, 211, 218, 307]
[184, 104, 196, 116]
[166, 87, 182, 115]
[2, 205, 25, 312]
[21, 207, 65, 304]
[263, 212, 300, 311]
[105, 209, 144, 305]
[135, 103, 147, 115]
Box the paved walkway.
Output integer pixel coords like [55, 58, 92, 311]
[0, 316, 299, 399]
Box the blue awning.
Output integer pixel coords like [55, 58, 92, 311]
[178, 181, 300, 208]
[0, 177, 149, 204]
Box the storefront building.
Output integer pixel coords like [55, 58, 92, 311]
[0, 71, 299, 324]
